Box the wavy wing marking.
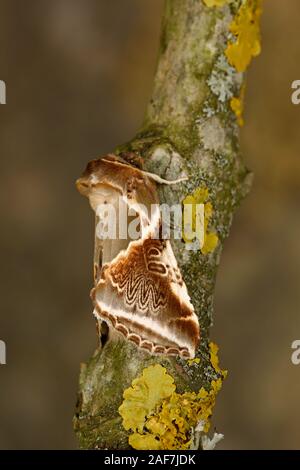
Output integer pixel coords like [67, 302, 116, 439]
[93, 238, 200, 358]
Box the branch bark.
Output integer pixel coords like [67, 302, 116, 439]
[74, 0, 256, 450]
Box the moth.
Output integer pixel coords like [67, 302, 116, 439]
[76, 153, 200, 359]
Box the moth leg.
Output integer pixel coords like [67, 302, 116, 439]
[142, 171, 188, 186]
[99, 321, 109, 347]
[94, 316, 109, 349]
[93, 215, 103, 284]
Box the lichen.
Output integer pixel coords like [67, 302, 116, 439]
[204, 51, 243, 127]
[225, 0, 263, 72]
[202, 432, 224, 450]
[118, 364, 176, 434]
[230, 83, 246, 126]
[188, 358, 201, 366]
[204, 0, 263, 129]
[119, 364, 225, 450]
[203, 0, 232, 6]
[207, 54, 238, 103]
[209, 342, 228, 378]
[183, 186, 219, 254]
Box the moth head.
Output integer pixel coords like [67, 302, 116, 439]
[76, 155, 127, 211]
[76, 154, 159, 216]
[76, 156, 111, 195]
[77, 154, 138, 192]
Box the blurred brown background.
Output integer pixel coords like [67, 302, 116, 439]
[0, 0, 299, 449]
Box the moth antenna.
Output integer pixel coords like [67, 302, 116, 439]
[142, 170, 188, 186]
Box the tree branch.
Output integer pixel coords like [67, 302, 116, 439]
[74, 0, 261, 450]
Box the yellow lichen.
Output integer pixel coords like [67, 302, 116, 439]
[183, 187, 219, 254]
[202, 232, 219, 255]
[118, 364, 176, 433]
[225, 0, 262, 73]
[187, 357, 201, 366]
[209, 342, 228, 379]
[230, 84, 246, 126]
[203, 0, 231, 7]
[119, 365, 225, 450]
[129, 433, 162, 450]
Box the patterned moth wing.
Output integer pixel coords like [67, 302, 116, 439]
[92, 238, 199, 358]
[77, 154, 200, 358]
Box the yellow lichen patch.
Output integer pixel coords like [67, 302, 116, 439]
[209, 342, 228, 379]
[203, 0, 231, 7]
[230, 84, 246, 126]
[118, 364, 176, 433]
[183, 187, 219, 254]
[202, 232, 219, 255]
[225, 0, 262, 73]
[187, 357, 201, 366]
[129, 433, 162, 450]
[119, 365, 225, 450]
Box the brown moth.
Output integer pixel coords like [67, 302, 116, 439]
[76, 154, 200, 358]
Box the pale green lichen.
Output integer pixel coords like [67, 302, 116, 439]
[204, 50, 243, 126]
[207, 54, 240, 103]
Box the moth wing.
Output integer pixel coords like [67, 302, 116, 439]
[124, 174, 161, 238]
[93, 238, 200, 358]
